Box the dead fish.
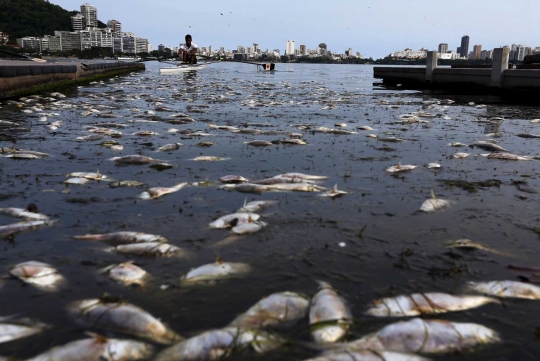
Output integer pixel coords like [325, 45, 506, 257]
[26, 333, 154, 361]
[253, 176, 312, 185]
[448, 142, 466, 147]
[169, 113, 190, 118]
[150, 163, 174, 171]
[232, 221, 268, 234]
[9, 261, 65, 290]
[466, 280, 540, 300]
[386, 163, 417, 173]
[76, 134, 104, 142]
[64, 177, 90, 185]
[426, 163, 441, 169]
[276, 173, 329, 180]
[237, 200, 278, 213]
[99, 113, 123, 119]
[181, 257, 251, 284]
[419, 191, 451, 213]
[99, 140, 121, 148]
[73, 232, 168, 245]
[155, 327, 282, 361]
[109, 155, 155, 165]
[365, 293, 497, 317]
[229, 292, 310, 329]
[109, 180, 146, 188]
[378, 137, 403, 143]
[68, 298, 181, 344]
[341, 318, 499, 354]
[196, 141, 214, 147]
[3, 153, 41, 159]
[209, 213, 261, 229]
[334, 123, 347, 128]
[445, 239, 510, 256]
[139, 182, 188, 200]
[452, 152, 469, 159]
[219, 175, 248, 184]
[0, 317, 48, 345]
[101, 262, 148, 286]
[0, 220, 51, 238]
[158, 143, 184, 151]
[133, 131, 158, 136]
[320, 184, 347, 198]
[530, 119, 540, 123]
[244, 140, 274, 147]
[470, 142, 508, 152]
[310, 281, 353, 344]
[516, 133, 540, 139]
[356, 125, 374, 131]
[113, 242, 184, 257]
[280, 138, 308, 145]
[0, 207, 49, 221]
[487, 153, 532, 161]
[67, 171, 109, 181]
[191, 156, 229, 161]
[304, 350, 429, 361]
[265, 183, 322, 192]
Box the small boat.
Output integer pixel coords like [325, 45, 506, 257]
[159, 63, 207, 74]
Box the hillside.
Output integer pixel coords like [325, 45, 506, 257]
[0, 0, 105, 43]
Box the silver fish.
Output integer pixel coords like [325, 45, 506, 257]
[419, 191, 451, 213]
[76, 134, 105, 142]
[0, 220, 51, 238]
[276, 173, 329, 180]
[101, 262, 148, 286]
[181, 259, 251, 284]
[386, 163, 417, 173]
[109, 180, 146, 188]
[209, 213, 260, 229]
[109, 155, 155, 165]
[67, 171, 110, 181]
[68, 299, 181, 344]
[0, 317, 48, 344]
[452, 152, 469, 159]
[0, 207, 49, 221]
[158, 143, 184, 151]
[280, 138, 308, 145]
[139, 182, 188, 200]
[237, 200, 278, 213]
[3, 153, 41, 159]
[9, 261, 65, 290]
[155, 327, 282, 361]
[320, 184, 348, 198]
[252, 176, 314, 185]
[113, 242, 184, 257]
[231, 221, 268, 234]
[26, 333, 154, 361]
[219, 175, 249, 184]
[466, 280, 540, 300]
[265, 183, 322, 192]
[64, 177, 90, 185]
[74, 232, 168, 245]
[341, 318, 499, 354]
[470, 141, 508, 152]
[305, 350, 429, 361]
[310, 281, 353, 344]
[244, 140, 274, 146]
[365, 293, 497, 317]
[487, 153, 532, 161]
[191, 156, 229, 161]
[229, 292, 310, 329]
[133, 131, 158, 136]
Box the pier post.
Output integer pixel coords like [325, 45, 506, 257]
[491, 48, 510, 87]
[426, 51, 438, 82]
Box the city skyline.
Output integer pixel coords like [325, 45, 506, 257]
[47, 0, 540, 58]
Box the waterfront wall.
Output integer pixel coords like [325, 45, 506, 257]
[0, 61, 145, 99]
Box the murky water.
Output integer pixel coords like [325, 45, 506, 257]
[1, 62, 540, 360]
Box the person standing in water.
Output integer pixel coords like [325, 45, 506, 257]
[177, 34, 198, 64]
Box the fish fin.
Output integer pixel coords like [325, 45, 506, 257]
[216, 254, 224, 264]
[333, 184, 338, 193]
[243, 197, 247, 207]
[431, 190, 436, 199]
[85, 332, 109, 343]
[397, 161, 401, 169]
[248, 214, 253, 223]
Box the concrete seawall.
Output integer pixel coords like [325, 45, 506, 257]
[0, 60, 145, 99]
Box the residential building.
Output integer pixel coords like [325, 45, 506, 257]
[515, 46, 527, 61]
[148, 44, 154, 52]
[473, 45, 482, 60]
[460, 35, 469, 58]
[81, 3, 98, 28]
[526, 47, 533, 56]
[158, 44, 165, 52]
[113, 37, 123, 53]
[253, 43, 259, 53]
[80, 28, 113, 50]
[71, 13, 85, 31]
[16, 37, 42, 51]
[438, 43, 448, 54]
[285, 40, 295, 55]
[237, 46, 245, 54]
[391, 48, 428, 59]
[457, 46, 461, 55]
[480, 50, 493, 60]
[121, 35, 136, 53]
[135, 38, 148, 53]
[300, 44, 306, 55]
[55, 31, 82, 51]
[107, 20, 122, 36]
[439, 52, 460, 60]
[0, 32, 8, 45]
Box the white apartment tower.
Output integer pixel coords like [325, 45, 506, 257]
[286, 40, 295, 55]
[71, 13, 85, 31]
[107, 20, 122, 36]
[81, 3, 98, 28]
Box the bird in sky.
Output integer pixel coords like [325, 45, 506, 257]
[221, 13, 223, 15]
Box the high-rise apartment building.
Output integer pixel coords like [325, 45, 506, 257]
[285, 40, 295, 55]
[107, 20, 122, 36]
[300, 44, 306, 55]
[16, 37, 42, 51]
[55, 31, 81, 51]
[81, 3, 98, 28]
[473, 45, 482, 60]
[460, 35, 469, 58]
[438, 43, 448, 53]
[71, 13, 85, 31]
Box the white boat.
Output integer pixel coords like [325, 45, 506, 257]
[159, 63, 207, 74]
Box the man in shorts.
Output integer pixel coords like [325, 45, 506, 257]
[178, 34, 198, 64]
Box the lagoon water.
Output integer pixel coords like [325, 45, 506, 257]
[1, 62, 540, 360]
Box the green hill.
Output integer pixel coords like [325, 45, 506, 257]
[0, 0, 105, 44]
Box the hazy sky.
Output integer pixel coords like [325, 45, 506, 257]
[51, 0, 540, 58]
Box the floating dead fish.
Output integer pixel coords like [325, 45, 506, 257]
[516, 133, 540, 139]
[113, 242, 184, 257]
[530, 119, 540, 123]
[219, 175, 248, 184]
[0, 317, 48, 345]
[101, 262, 148, 286]
[99, 140, 121, 148]
[419, 191, 451, 213]
[133, 131, 158, 136]
[426, 163, 441, 169]
[276, 173, 328, 180]
[320, 184, 347, 198]
[378, 137, 403, 143]
[487, 153, 532, 161]
[244, 140, 274, 147]
[340, 318, 498, 354]
[310, 281, 352, 344]
[191, 156, 229, 161]
[448, 142, 466, 147]
[334, 123, 347, 128]
[67, 171, 110, 181]
[229, 291, 310, 329]
[109, 155, 155, 165]
[64, 177, 90, 185]
[467, 280, 540, 300]
[305, 350, 429, 361]
[98, 113, 123, 118]
[278, 138, 308, 145]
[445, 239, 510, 256]
[3, 153, 41, 160]
[158, 143, 184, 151]
[73, 231, 168, 245]
[139, 182, 188, 200]
[386, 163, 417, 173]
[365, 293, 497, 317]
[232, 221, 268, 234]
[209, 213, 261, 229]
[220, 183, 270, 194]
[149, 163, 174, 171]
[169, 113, 190, 118]
[181, 257, 251, 284]
[470, 142, 508, 152]
[237, 200, 278, 213]
[9, 261, 65, 290]
[0, 220, 51, 238]
[68, 298, 181, 344]
[76, 134, 104, 142]
[26, 333, 155, 361]
[0, 207, 49, 221]
[356, 125, 375, 131]
[155, 327, 282, 361]
[265, 183, 323, 192]
[109, 180, 146, 188]
[196, 141, 214, 147]
[452, 152, 469, 159]
[252, 176, 313, 185]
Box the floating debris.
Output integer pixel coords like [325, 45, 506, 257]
[109, 155, 156, 165]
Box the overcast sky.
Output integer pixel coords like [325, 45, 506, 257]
[51, 0, 540, 58]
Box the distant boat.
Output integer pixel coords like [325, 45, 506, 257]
[116, 56, 141, 61]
